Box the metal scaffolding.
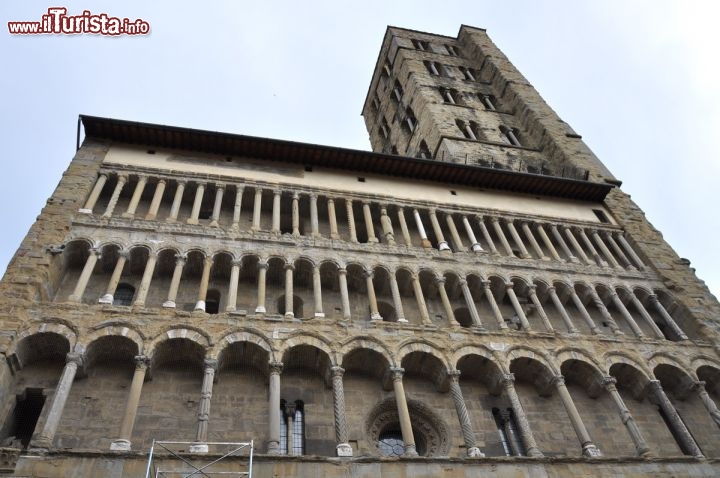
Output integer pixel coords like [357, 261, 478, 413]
[144, 440, 253, 478]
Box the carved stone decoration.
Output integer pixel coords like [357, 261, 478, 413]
[365, 397, 449, 457]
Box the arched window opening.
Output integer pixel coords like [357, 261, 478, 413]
[280, 399, 305, 455]
[4, 388, 45, 449]
[492, 407, 525, 456]
[205, 289, 220, 314]
[113, 283, 135, 306]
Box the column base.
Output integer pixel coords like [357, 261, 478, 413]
[284, 312, 295, 319]
[255, 306, 266, 314]
[121, 213, 135, 219]
[109, 439, 132, 451]
[78, 208, 93, 214]
[314, 312, 326, 318]
[582, 443, 602, 457]
[29, 437, 51, 451]
[471, 243, 484, 252]
[144, 214, 157, 221]
[421, 239, 433, 249]
[162, 300, 176, 308]
[165, 217, 176, 223]
[398, 318, 408, 323]
[194, 300, 206, 312]
[98, 294, 114, 304]
[403, 444, 418, 457]
[336, 443, 353, 457]
[527, 447, 544, 458]
[209, 220, 220, 227]
[225, 306, 236, 313]
[266, 441, 281, 454]
[370, 313, 383, 321]
[466, 446, 484, 458]
[368, 237, 379, 243]
[186, 218, 199, 225]
[189, 442, 208, 454]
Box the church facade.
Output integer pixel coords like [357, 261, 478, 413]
[0, 25, 719, 477]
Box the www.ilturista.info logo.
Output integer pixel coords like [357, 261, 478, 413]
[8, 7, 150, 35]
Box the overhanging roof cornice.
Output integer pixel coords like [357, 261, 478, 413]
[80, 115, 614, 202]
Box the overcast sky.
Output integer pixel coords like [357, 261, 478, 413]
[1, 1, 718, 297]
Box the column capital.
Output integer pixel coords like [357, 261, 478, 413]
[551, 375, 566, 386]
[88, 247, 102, 258]
[364, 268, 374, 279]
[527, 284, 537, 293]
[66, 352, 85, 368]
[292, 191, 300, 200]
[204, 358, 218, 372]
[692, 380, 707, 392]
[203, 256, 214, 266]
[504, 282, 515, 290]
[647, 294, 659, 304]
[175, 179, 187, 186]
[309, 192, 318, 200]
[546, 285, 557, 293]
[174, 253, 188, 265]
[481, 279, 491, 288]
[258, 260, 269, 270]
[134, 355, 150, 370]
[501, 373, 515, 385]
[390, 366, 405, 381]
[326, 196, 335, 203]
[489, 216, 500, 224]
[602, 376, 617, 388]
[458, 278, 468, 287]
[117, 249, 132, 261]
[338, 267, 347, 275]
[272, 188, 282, 195]
[646, 379, 662, 392]
[331, 366, 345, 378]
[284, 263, 295, 271]
[214, 182, 226, 190]
[147, 251, 159, 260]
[447, 369, 461, 380]
[434, 276, 446, 285]
[269, 361, 283, 375]
[231, 259, 243, 267]
[156, 178, 167, 185]
[135, 173, 149, 181]
[235, 183, 246, 191]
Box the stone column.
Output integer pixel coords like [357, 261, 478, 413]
[445, 214, 465, 252]
[536, 224, 562, 261]
[98, 250, 129, 304]
[186, 182, 205, 225]
[255, 260, 268, 314]
[563, 226, 592, 265]
[122, 175, 148, 218]
[501, 409, 524, 456]
[648, 295, 688, 340]
[586, 289, 621, 335]
[226, 259, 241, 312]
[476, 216, 499, 255]
[267, 362, 283, 454]
[284, 263, 295, 319]
[365, 269, 382, 321]
[550, 224, 577, 262]
[144, 179, 167, 221]
[501, 374, 543, 457]
[68, 247, 101, 303]
[80, 173, 108, 213]
[483, 280, 507, 329]
[603, 232, 634, 269]
[577, 228, 607, 267]
[291, 192, 300, 236]
[521, 222, 547, 260]
[693, 381, 720, 428]
[194, 256, 214, 312]
[209, 184, 225, 227]
[570, 289, 601, 335]
[591, 230, 622, 269]
[528, 285, 554, 332]
[447, 370, 484, 457]
[412, 273, 431, 325]
[380, 206, 396, 245]
[397, 207, 412, 247]
[166, 180, 186, 223]
[647, 380, 703, 457]
[103, 174, 127, 218]
[506, 220, 531, 259]
[610, 292, 645, 338]
[389, 271, 407, 323]
[191, 359, 218, 452]
[271, 189, 281, 234]
[491, 217, 514, 257]
[110, 355, 149, 451]
[331, 366, 353, 456]
[361, 201, 378, 243]
[346, 199, 358, 243]
[251, 187, 263, 231]
[505, 283, 531, 330]
[602, 377, 651, 456]
[231, 185, 245, 231]
[134, 252, 157, 307]
[552, 375, 602, 457]
[327, 198, 340, 239]
[429, 210, 451, 251]
[413, 209, 432, 249]
[548, 287, 578, 333]
[630, 295, 666, 339]
[338, 268, 352, 320]
[435, 277, 456, 324]
[390, 368, 418, 456]
[312, 264, 324, 318]
[30, 353, 84, 449]
[163, 254, 186, 308]
[310, 193, 321, 237]
[462, 216, 483, 252]
[459, 279, 483, 329]
[616, 233, 646, 270]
